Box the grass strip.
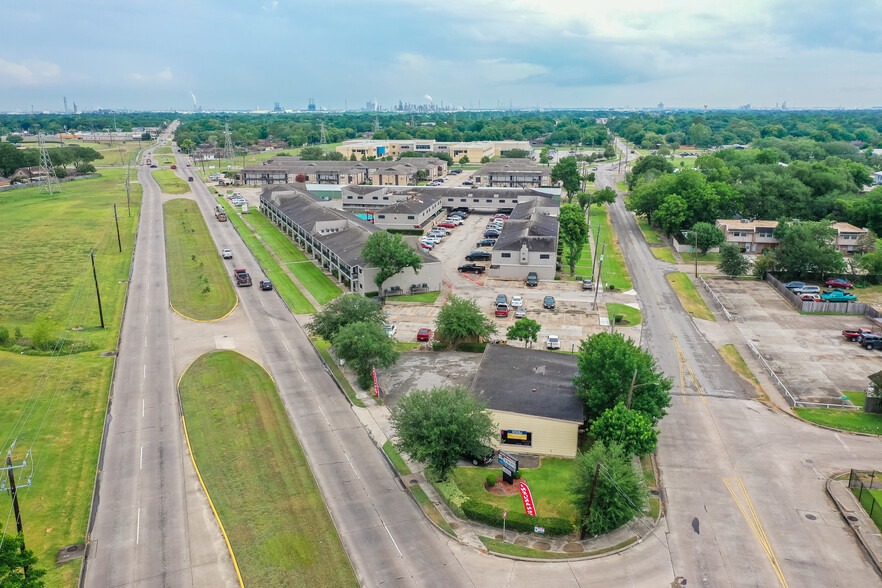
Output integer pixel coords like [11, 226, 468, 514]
[164, 199, 237, 320]
[153, 146, 172, 154]
[636, 218, 664, 244]
[410, 486, 457, 536]
[179, 351, 357, 587]
[649, 498, 660, 520]
[220, 198, 315, 314]
[652, 247, 677, 263]
[589, 204, 632, 291]
[640, 455, 655, 486]
[383, 441, 411, 475]
[479, 536, 637, 559]
[666, 272, 715, 321]
[717, 344, 764, 399]
[151, 169, 190, 194]
[246, 212, 308, 262]
[312, 337, 365, 407]
[390, 291, 441, 303]
[794, 406, 882, 435]
[607, 303, 642, 326]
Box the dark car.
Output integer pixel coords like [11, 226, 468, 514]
[861, 334, 882, 350]
[543, 296, 556, 309]
[458, 263, 486, 274]
[465, 251, 492, 261]
[783, 281, 806, 291]
[526, 272, 538, 287]
[496, 294, 508, 306]
[260, 279, 273, 291]
[464, 446, 495, 466]
[483, 229, 501, 238]
[476, 238, 496, 247]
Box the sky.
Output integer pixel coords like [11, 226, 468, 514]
[2, 0, 881, 112]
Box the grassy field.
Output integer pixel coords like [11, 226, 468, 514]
[666, 273, 715, 321]
[589, 204, 632, 290]
[221, 199, 315, 314]
[479, 535, 637, 559]
[152, 169, 190, 194]
[179, 350, 357, 587]
[607, 303, 642, 326]
[163, 199, 237, 320]
[636, 217, 664, 245]
[153, 146, 172, 154]
[389, 291, 441, 303]
[794, 404, 882, 435]
[0, 170, 142, 586]
[652, 247, 677, 263]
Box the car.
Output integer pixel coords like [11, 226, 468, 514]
[783, 281, 806, 291]
[465, 251, 491, 261]
[417, 328, 432, 342]
[515, 306, 527, 318]
[543, 296, 556, 309]
[383, 324, 397, 337]
[433, 227, 451, 235]
[427, 231, 445, 239]
[546, 335, 561, 349]
[794, 286, 820, 295]
[582, 279, 594, 290]
[149, 164, 158, 168]
[488, 223, 504, 230]
[800, 293, 821, 302]
[495, 304, 510, 317]
[821, 289, 857, 302]
[438, 222, 456, 229]
[496, 294, 508, 306]
[826, 278, 854, 289]
[525, 272, 538, 287]
[510, 296, 523, 308]
[464, 446, 495, 466]
[476, 238, 496, 247]
[458, 263, 486, 274]
[186, 163, 190, 167]
[860, 334, 882, 350]
[463, 180, 474, 185]
[424, 236, 442, 244]
[843, 328, 874, 342]
[492, 215, 509, 220]
[449, 218, 464, 226]
[221, 249, 233, 259]
[171, 164, 177, 169]
[483, 230, 501, 238]
[259, 279, 273, 291]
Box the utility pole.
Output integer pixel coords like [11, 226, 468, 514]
[694, 229, 699, 278]
[4, 453, 32, 578]
[125, 165, 132, 217]
[590, 223, 602, 281]
[580, 460, 603, 540]
[90, 250, 105, 329]
[626, 368, 638, 409]
[592, 244, 605, 310]
[113, 204, 122, 252]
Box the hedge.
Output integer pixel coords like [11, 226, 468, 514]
[432, 479, 467, 517]
[387, 228, 426, 236]
[461, 499, 573, 535]
[456, 342, 487, 353]
[432, 342, 449, 351]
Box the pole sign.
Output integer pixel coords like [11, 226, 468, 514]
[372, 366, 380, 397]
[519, 482, 536, 516]
[498, 451, 519, 472]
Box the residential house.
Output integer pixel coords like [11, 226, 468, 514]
[716, 219, 868, 254]
[10, 166, 48, 183]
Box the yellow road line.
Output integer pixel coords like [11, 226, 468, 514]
[724, 478, 788, 587]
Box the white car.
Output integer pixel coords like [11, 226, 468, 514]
[510, 296, 523, 308]
[221, 249, 233, 259]
[434, 227, 452, 235]
[384, 324, 397, 338]
[546, 335, 561, 350]
[515, 306, 527, 318]
[423, 235, 442, 244]
[449, 218, 463, 226]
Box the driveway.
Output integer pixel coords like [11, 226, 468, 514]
[376, 351, 484, 407]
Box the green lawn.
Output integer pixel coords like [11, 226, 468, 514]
[154, 146, 172, 154]
[152, 169, 190, 194]
[220, 198, 315, 314]
[652, 247, 677, 263]
[636, 218, 664, 244]
[607, 303, 642, 326]
[179, 351, 357, 587]
[615, 181, 628, 192]
[0, 170, 142, 586]
[390, 291, 441, 303]
[163, 199, 237, 320]
[479, 535, 637, 559]
[312, 337, 364, 407]
[589, 204, 632, 291]
[452, 458, 577, 521]
[383, 440, 411, 475]
[246, 213, 308, 262]
[794, 406, 882, 435]
[411, 486, 456, 536]
[666, 272, 715, 321]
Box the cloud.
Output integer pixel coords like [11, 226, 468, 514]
[0, 58, 61, 86]
[262, 1, 279, 10]
[128, 67, 173, 83]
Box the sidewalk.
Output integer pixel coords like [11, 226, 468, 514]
[827, 478, 882, 576]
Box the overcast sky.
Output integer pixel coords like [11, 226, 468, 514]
[3, 0, 881, 112]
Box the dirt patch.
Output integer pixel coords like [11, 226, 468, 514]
[486, 476, 528, 495]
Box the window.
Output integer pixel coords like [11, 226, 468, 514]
[407, 215, 415, 220]
[357, 196, 363, 200]
[757, 230, 773, 238]
[540, 254, 550, 259]
[501, 253, 511, 258]
[383, 196, 389, 200]
[373, 196, 378, 200]
[486, 199, 493, 203]
[378, 214, 386, 219]
[461, 198, 467, 202]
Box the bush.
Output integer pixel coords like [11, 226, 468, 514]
[456, 342, 487, 353]
[461, 499, 573, 535]
[433, 479, 467, 517]
[485, 473, 498, 487]
[0, 325, 8, 345]
[432, 342, 449, 351]
[614, 314, 624, 324]
[387, 228, 425, 236]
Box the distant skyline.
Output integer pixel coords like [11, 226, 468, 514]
[3, 1, 881, 112]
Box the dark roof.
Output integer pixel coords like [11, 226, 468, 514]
[493, 200, 559, 253]
[476, 159, 550, 175]
[380, 195, 439, 216]
[471, 346, 584, 423]
[244, 156, 444, 175]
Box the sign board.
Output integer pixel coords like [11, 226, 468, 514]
[534, 526, 545, 534]
[503, 510, 507, 520]
[519, 482, 536, 516]
[502, 467, 513, 485]
[498, 450, 519, 472]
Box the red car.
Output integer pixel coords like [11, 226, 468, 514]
[825, 278, 853, 289]
[171, 164, 177, 169]
[437, 222, 456, 229]
[417, 328, 432, 342]
[800, 293, 821, 302]
[495, 304, 510, 317]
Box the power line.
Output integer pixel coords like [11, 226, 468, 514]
[37, 133, 61, 195]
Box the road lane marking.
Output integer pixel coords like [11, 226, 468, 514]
[282, 340, 289, 352]
[143, 365, 146, 379]
[145, 314, 148, 324]
[384, 524, 403, 558]
[136, 507, 141, 544]
[144, 337, 148, 348]
[724, 478, 788, 587]
[269, 318, 276, 328]
[140, 446, 143, 470]
[345, 453, 361, 481]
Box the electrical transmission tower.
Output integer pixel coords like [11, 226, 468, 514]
[373, 116, 380, 133]
[223, 122, 234, 168]
[320, 121, 327, 153]
[38, 133, 61, 195]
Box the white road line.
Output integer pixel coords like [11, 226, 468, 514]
[144, 337, 148, 348]
[136, 508, 141, 544]
[345, 453, 361, 481]
[142, 398, 145, 418]
[282, 340, 289, 352]
[384, 524, 403, 558]
[143, 365, 146, 379]
[140, 446, 143, 470]
[269, 318, 277, 328]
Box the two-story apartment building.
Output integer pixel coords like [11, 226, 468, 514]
[336, 139, 531, 161]
[489, 199, 560, 280]
[716, 219, 868, 254]
[242, 157, 445, 187]
[373, 195, 441, 230]
[340, 186, 559, 214]
[473, 159, 551, 188]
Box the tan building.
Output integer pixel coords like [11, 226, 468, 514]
[489, 199, 560, 280]
[242, 156, 444, 187]
[449, 142, 494, 163]
[337, 139, 532, 161]
[473, 159, 551, 188]
[716, 219, 868, 254]
[471, 345, 583, 459]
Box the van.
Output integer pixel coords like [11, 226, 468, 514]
[795, 286, 820, 295]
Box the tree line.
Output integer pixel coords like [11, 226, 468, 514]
[0, 142, 102, 178]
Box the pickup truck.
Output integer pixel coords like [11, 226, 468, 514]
[821, 290, 857, 302]
[843, 328, 874, 342]
[234, 268, 252, 287]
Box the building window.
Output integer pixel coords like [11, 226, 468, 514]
[407, 215, 415, 220]
[373, 196, 378, 200]
[540, 254, 550, 259]
[501, 253, 511, 258]
[461, 199, 467, 202]
[357, 196, 363, 200]
[383, 196, 389, 200]
[486, 199, 493, 203]
[378, 214, 386, 219]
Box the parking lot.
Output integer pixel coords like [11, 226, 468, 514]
[711, 278, 879, 404]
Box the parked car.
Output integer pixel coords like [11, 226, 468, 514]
[259, 279, 273, 291]
[449, 218, 464, 226]
[476, 238, 496, 247]
[492, 214, 509, 220]
[843, 328, 874, 342]
[515, 306, 527, 318]
[800, 293, 821, 302]
[543, 296, 556, 309]
[495, 304, 510, 317]
[582, 278, 594, 290]
[465, 251, 492, 261]
[423, 236, 442, 244]
[384, 324, 397, 338]
[433, 227, 452, 235]
[171, 164, 177, 169]
[525, 272, 538, 287]
[484, 229, 501, 238]
[221, 249, 233, 259]
[825, 278, 854, 289]
[784, 281, 806, 291]
[463, 180, 474, 185]
[510, 296, 523, 308]
[458, 263, 486, 274]
[546, 335, 561, 349]
[464, 446, 495, 466]
[860, 334, 882, 350]
[417, 328, 432, 342]
[438, 222, 456, 229]
[794, 286, 820, 295]
[496, 294, 508, 306]
[821, 290, 857, 302]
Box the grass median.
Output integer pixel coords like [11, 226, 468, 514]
[179, 350, 357, 587]
[153, 146, 172, 154]
[795, 392, 882, 434]
[607, 303, 642, 326]
[0, 170, 142, 586]
[164, 199, 237, 320]
[589, 204, 632, 291]
[666, 272, 715, 321]
[220, 198, 315, 314]
[151, 169, 190, 193]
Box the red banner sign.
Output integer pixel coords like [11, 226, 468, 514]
[372, 367, 379, 397]
[519, 482, 536, 516]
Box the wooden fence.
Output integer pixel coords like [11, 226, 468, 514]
[766, 273, 882, 318]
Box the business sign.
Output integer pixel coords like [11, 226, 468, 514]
[534, 526, 545, 534]
[372, 367, 380, 397]
[519, 482, 536, 516]
[501, 429, 532, 447]
[498, 450, 519, 472]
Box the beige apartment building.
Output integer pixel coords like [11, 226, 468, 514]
[337, 139, 531, 161]
[716, 219, 868, 254]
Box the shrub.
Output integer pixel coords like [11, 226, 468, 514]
[432, 342, 449, 351]
[461, 499, 573, 535]
[14, 327, 23, 341]
[485, 473, 498, 487]
[433, 479, 467, 517]
[456, 342, 487, 353]
[614, 314, 624, 324]
[387, 228, 425, 236]
[0, 326, 9, 345]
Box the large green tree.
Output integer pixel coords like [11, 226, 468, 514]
[589, 403, 659, 456]
[569, 441, 647, 537]
[390, 386, 496, 481]
[306, 294, 384, 341]
[772, 221, 845, 279]
[332, 321, 399, 389]
[361, 231, 423, 292]
[506, 318, 541, 347]
[559, 203, 589, 275]
[686, 222, 726, 253]
[717, 243, 751, 278]
[653, 193, 687, 237]
[551, 156, 581, 196]
[0, 533, 45, 587]
[573, 333, 672, 423]
[578, 186, 616, 213]
[435, 294, 497, 346]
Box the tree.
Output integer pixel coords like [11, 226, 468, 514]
[539, 148, 549, 165]
[569, 441, 646, 537]
[602, 143, 616, 159]
[773, 221, 845, 279]
[299, 146, 325, 160]
[855, 229, 878, 255]
[653, 193, 687, 236]
[141, 131, 152, 141]
[717, 243, 751, 278]
[459, 155, 470, 164]
[751, 251, 777, 279]
[0, 533, 46, 587]
[6, 134, 23, 144]
[551, 156, 580, 196]
[390, 385, 496, 481]
[507, 318, 541, 347]
[501, 148, 530, 158]
[480, 156, 490, 164]
[416, 168, 428, 182]
[435, 294, 497, 346]
[578, 186, 616, 213]
[858, 250, 882, 276]
[179, 138, 195, 153]
[559, 203, 589, 275]
[306, 294, 384, 341]
[332, 321, 399, 389]
[294, 173, 307, 183]
[361, 231, 422, 292]
[589, 403, 659, 456]
[687, 222, 726, 254]
[573, 333, 672, 424]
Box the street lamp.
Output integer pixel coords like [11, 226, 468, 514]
[682, 230, 698, 278]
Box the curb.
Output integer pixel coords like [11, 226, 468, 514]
[826, 475, 882, 578]
[169, 296, 239, 323]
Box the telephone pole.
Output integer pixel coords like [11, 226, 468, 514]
[113, 204, 122, 252]
[3, 452, 33, 578]
[593, 244, 605, 311]
[90, 250, 105, 329]
[125, 165, 132, 217]
[580, 460, 602, 540]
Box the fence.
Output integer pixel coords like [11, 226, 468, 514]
[766, 273, 882, 317]
[848, 470, 882, 531]
[698, 276, 732, 320]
